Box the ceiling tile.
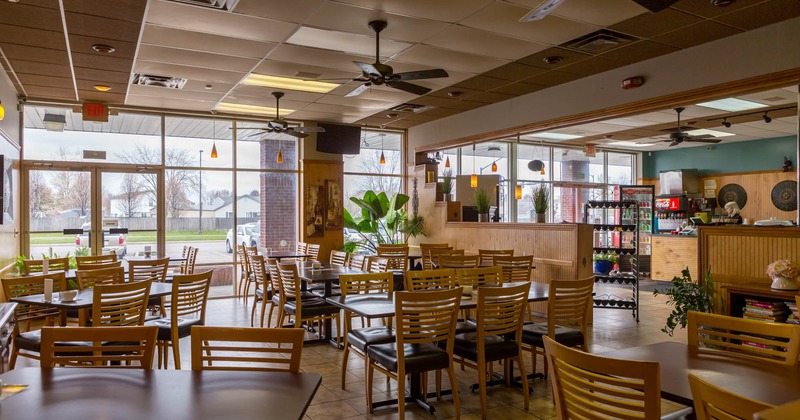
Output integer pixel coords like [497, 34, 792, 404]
[453, 75, 510, 91]
[398, 95, 453, 107]
[64, 0, 147, 23]
[72, 52, 133, 73]
[442, 100, 487, 111]
[10, 61, 73, 78]
[232, 0, 324, 23]
[230, 85, 324, 102]
[516, 47, 592, 70]
[126, 94, 216, 111]
[417, 107, 463, 118]
[64, 13, 143, 43]
[25, 85, 76, 100]
[491, 82, 546, 96]
[69, 34, 137, 60]
[428, 87, 483, 100]
[424, 25, 547, 60]
[652, 21, 742, 49]
[713, 1, 800, 31]
[182, 80, 236, 94]
[250, 59, 356, 81]
[482, 62, 547, 81]
[0, 2, 63, 30]
[393, 44, 507, 74]
[609, 8, 703, 39]
[599, 41, 679, 65]
[558, 56, 623, 76]
[74, 67, 131, 85]
[16, 74, 73, 89]
[460, 2, 601, 45]
[333, 0, 495, 23]
[468, 90, 516, 104]
[550, 0, 648, 26]
[670, 0, 764, 19]
[0, 26, 66, 50]
[286, 26, 411, 58]
[133, 61, 246, 84]
[137, 45, 260, 73]
[128, 84, 225, 102]
[0, 44, 70, 65]
[268, 44, 365, 73]
[146, 1, 297, 42]
[141, 25, 275, 59]
[524, 70, 583, 87]
[77, 90, 125, 103]
[76, 79, 127, 93]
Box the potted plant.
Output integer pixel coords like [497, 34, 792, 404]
[343, 190, 426, 254]
[592, 252, 618, 275]
[440, 169, 454, 202]
[473, 188, 490, 222]
[531, 184, 549, 223]
[653, 267, 715, 336]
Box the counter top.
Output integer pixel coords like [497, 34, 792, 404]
[652, 233, 697, 237]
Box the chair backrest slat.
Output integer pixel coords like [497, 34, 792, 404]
[405, 269, 455, 291]
[339, 272, 394, 296]
[348, 254, 367, 271]
[23, 258, 69, 275]
[76, 266, 126, 289]
[396, 289, 461, 347]
[40, 326, 158, 369]
[419, 243, 451, 270]
[456, 266, 502, 288]
[76, 254, 117, 269]
[306, 244, 321, 262]
[494, 255, 533, 283]
[477, 249, 513, 266]
[477, 282, 530, 339]
[171, 271, 212, 321]
[190, 326, 304, 372]
[688, 373, 774, 420]
[128, 257, 170, 283]
[330, 250, 348, 267]
[377, 245, 408, 271]
[92, 280, 152, 326]
[2, 272, 67, 332]
[438, 255, 479, 269]
[547, 277, 595, 341]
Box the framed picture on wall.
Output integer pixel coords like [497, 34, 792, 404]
[305, 185, 325, 238]
[1, 155, 12, 225]
[325, 179, 342, 230]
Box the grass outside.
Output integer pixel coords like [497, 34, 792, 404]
[30, 230, 227, 245]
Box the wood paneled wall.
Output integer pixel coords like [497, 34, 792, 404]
[651, 235, 698, 281]
[640, 169, 797, 222]
[301, 159, 343, 263]
[698, 225, 800, 314]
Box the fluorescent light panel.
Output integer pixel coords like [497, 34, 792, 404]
[242, 74, 339, 94]
[530, 132, 584, 140]
[686, 128, 735, 137]
[215, 103, 295, 116]
[607, 141, 649, 148]
[696, 98, 768, 112]
[287, 26, 411, 57]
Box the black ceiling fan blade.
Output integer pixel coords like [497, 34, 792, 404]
[354, 61, 381, 78]
[345, 84, 370, 97]
[686, 138, 722, 144]
[395, 68, 449, 81]
[293, 126, 326, 133]
[668, 140, 681, 147]
[387, 80, 431, 96]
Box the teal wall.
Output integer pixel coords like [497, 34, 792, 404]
[642, 136, 798, 178]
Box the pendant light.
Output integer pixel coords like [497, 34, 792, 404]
[445, 155, 450, 168]
[515, 184, 522, 199]
[276, 138, 283, 164]
[210, 118, 218, 158]
[489, 145, 498, 172]
[0, 99, 5, 121]
[470, 143, 478, 188]
[379, 133, 386, 165]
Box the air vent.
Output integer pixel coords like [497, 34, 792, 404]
[561, 29, 639, 54]
[295, 71, 322, 79]
[388, 103, 431, 113]
[168, 0, 240, 10]
[132, 74, 188, 89]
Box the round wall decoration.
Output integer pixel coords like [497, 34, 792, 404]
[717, 183, 747, 209]
[771, 180, 798, 211]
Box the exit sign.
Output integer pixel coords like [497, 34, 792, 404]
[82, 103, 109, 122]
[583, 145, 597, 157]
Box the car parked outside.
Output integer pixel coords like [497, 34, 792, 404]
[225, 223, 255, 253]
[75, 222, 127, 256]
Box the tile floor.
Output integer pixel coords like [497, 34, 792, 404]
[11, 279, 689, 419]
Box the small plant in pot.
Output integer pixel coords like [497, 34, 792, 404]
[440, 169, 454, 202]
[653, 267, 715, 336]
[592, 252, 618, 275]
[531, 184, 549, 223]
[473, 188, 490, 222]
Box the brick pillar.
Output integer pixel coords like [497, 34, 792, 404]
[260, 139, 297, 251]
[559, 160, 591, 222]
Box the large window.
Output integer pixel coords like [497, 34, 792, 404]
[343, 129, 403, 210]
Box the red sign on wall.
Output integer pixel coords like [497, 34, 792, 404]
[82, 103, 109, 122]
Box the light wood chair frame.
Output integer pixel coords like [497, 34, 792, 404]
[456, 266, 503, 288]
[377, 245, 409, 271]
[330, 250, 349, 267]
[22, 257, 69, 275]
[428, 248, 464, 270]
[240, 246, 259, 303]
[688, 373, 774, 420]
[40, 325, 158, 369]
[236, 244, 251, 299]
[477, 249, 513, 266]
[348, 254, 367, 271]
[419, 243, 451, 270]
[156, 271, 212, 369]
[306, 243, 321, 262]
[75, 254, 118, 269]
[92, 279, 152, 327]
[366, 288, 462, 419]
[128, 257, 170, 316]
[687, 310, 800, 366]
[438, 255, 480, 269]
[494, 255, 534, 283]
[2, 272, 68, 369]
[404, 269, 456, 291]
[76, 266, 126, 289]
[249, 254, 272, 327]
[543, 335, 662, 420]
[75, 261, 122, 271]
[277, 263, 340, 347]
[190, 326, 305, 372]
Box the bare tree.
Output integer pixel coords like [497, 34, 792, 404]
[356, 149, 402, 194]
[28, 171, 54, 217]
[117, 173, 144, 218]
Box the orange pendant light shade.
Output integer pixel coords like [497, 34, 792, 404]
[515, 184, 522, 199]
[380, 151, 386, 165]
[210, 142, 218, 159]
[445, 156, 450, 168]
[470, 173, 478, 188]
[491, 161, 497, 172]
[276, 148, 283, 164]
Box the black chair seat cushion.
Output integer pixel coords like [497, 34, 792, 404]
[15, 330, 92, 352]
[452, 332, 520, 362]
[147, 296, 162, 308]
[255, 286, 273, 300]
[367, 342, 450, 374]
[455, 320, 477, 334]
[522, 324, 584, 348]
[283, 299, 339, 318]
[145, 317, 203, 341]
[347, 326, 395, 352]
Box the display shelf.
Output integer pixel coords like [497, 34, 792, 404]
[585, 199, 639, 322]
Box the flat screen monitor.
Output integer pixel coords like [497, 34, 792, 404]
[689, 217, 704, 226]
[316, 123, 361, 155]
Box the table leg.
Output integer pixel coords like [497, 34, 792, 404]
[371, 371, 452, 414]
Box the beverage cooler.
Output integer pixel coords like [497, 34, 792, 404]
[655, 194, 691, 232]
[614, 185, 654, 275]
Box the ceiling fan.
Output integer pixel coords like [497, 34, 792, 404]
[664, 107, 722, 147]
[345, 20, 449, 97]
[245, 92, 325, 139]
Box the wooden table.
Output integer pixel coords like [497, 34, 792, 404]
[296, 263, 366, 346]
[0, 367, 321, 420]
[327, 282, 549, 413]
[10, 282, 172, 326]
[602, 341, 800, 407]
[124, 255, 186, 262]
[263, 250, 309, 261]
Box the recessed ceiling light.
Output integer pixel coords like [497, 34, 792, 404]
[696, 98, 768, 112]
[531, 132, 583, 140]
[242, 74, 339, 94]
[543, 56, 563, 65]
[686, 128, 735, 138]
[448, 91, 463, 98]
[93, 85, 111, 92]
[91, 44, 116, 54]
[607, 141, 648, 148]
[215, 103, 294, 116]
[205, 84, 213, 90]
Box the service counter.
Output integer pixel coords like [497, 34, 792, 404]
[651, 234, 698, 282]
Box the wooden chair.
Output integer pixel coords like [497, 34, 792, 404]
[339, 272, 395, 389]
[190, 326, 305, 372]
[2, 272, 68, 369]
[687, 310, 800, 366]
[92, 280, 152, 327]
[183, 246, 199, 274]
[76, 266, 125, 289]
[377, 245, 408, 271]
[148, 271, 211, 369]
[522, 276, 594, 378]
[306, 243, 321, 262]
[438, 254, 480, 269]
[241, 246, 259, 303]
[405, 269, 455, 291]
[75, 261, 122, 271]
[419, 243, 451, 270]
[688, 373, 774, 420]
[543, 335, 662, 419]
[348, 254, 367, 270]
[236, 244, 251, 299]
[452, 282, 531, 419]
[295, 242, 308, 261]
[456, 266, 503, 289]
[429, 248, 464, 269]
[76, 254, 118, 269]
[366, 288, 462, 418]
[277, 263, 341, 347]
[330, 250, 348, 267]
[40, 326, 158, 369]
[22, 257, 69, 275]
[128, 257, 169, 316]
[249, 255, 273, 327]
[494, 255, 534, 283]
[477, 249, 513, 266]
[365, 256, 389, 273]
